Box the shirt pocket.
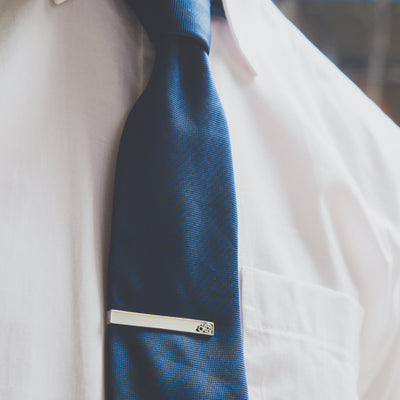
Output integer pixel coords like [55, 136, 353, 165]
[240, 267, 364, 400]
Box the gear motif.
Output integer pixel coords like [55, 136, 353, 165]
[196, 322, 214, 335]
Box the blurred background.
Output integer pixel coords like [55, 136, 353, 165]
[274, 0, 400, 125]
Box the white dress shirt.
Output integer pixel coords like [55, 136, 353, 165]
[1, 0, 399, 399]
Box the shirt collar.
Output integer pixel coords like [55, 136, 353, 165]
[222, 0, 273, 76]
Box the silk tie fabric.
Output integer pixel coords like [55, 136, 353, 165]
[106, 0, 248, 398]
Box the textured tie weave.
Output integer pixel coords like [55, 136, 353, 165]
[106, 1, 249, 398]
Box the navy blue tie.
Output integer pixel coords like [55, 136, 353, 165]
[106, 0, 248, 398]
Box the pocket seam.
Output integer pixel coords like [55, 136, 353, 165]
[240, 266, 364, 365]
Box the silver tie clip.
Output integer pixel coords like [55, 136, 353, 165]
[107, 309, 214, 336]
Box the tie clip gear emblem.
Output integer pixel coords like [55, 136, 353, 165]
[107, 309, 214, 336]
[196, 322, 214, 335]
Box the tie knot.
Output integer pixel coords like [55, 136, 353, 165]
[129, 0, 211, 53]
